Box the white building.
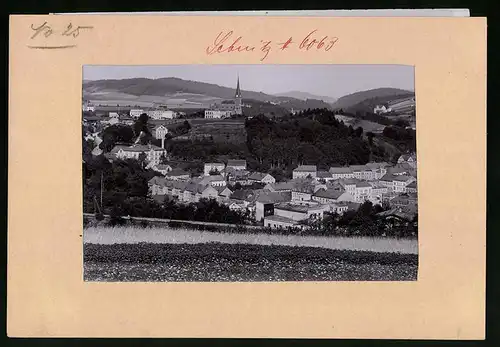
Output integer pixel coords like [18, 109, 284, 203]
[148, 110, 176, 120]
[292, 165, 317, 179]
[264, 215, 301, 229]
[248, 172, 276, 184]
[373, 105, 392, 114]
[111, 144, 166, 166]
[204, 162, 225, 176]
[329, 167, 355, 180]
[109, 112, 119, 118]
[204, 110, 233, 119]
[273, 203, 330, 222]
[153, 125, 169, 139]
[82, 102, 95, 112]
[226, 159, 247, 171]
[130, 109, 145, 118]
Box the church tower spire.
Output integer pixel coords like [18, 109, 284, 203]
[234, 74, 242, 115]
[235, 75, 242, 98]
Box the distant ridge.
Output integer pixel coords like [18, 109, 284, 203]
[82, 77, 333, 110]
[332, 88, 415, 110]
[274, 91, 337, 104]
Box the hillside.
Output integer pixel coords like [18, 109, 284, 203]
[274, 91, 337, 104]
[331, 88, 415, 111]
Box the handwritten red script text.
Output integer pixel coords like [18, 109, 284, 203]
[206, 30, 339, 61]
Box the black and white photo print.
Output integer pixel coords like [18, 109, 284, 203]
[82, 64, 418, 282]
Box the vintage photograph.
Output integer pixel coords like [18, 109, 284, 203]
[82, 64, 418, 282]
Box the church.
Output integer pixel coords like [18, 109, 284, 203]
[204, 77, 243, 119]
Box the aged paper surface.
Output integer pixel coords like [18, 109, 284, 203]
[8, 15, 486, 338]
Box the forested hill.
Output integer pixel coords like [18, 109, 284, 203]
[332, 88, 415, 111]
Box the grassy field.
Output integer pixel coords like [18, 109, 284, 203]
[84, 242, 418, 282]
[83, 226, 418, 254]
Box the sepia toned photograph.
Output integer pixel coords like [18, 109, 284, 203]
[82, 64, 418, 282]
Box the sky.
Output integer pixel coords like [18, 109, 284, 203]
[83, 65, 414, 99]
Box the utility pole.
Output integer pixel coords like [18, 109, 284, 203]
[100, 171, 103, 209]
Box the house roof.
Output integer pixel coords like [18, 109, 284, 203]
[215, 186, 232, 194]
[264, 215, 298, 225]
[380, 174, 397, 182]
[329, 167, 353, 174]
[248, 172, 268, 181]
[393, 175, 414, 182]
[274, 202, 326, 213]
[265, 182, 295, 191]
[294, 165, 317, 172]
[256, 191, 292, 204]
[155, 164, 171, 170]
[227, 159, 247, 167]
[204, 162, 225, 166]
[166, 168, 189, 177]
[355, 181, 372, 188]
[313, 188, 343, 200]
[231, 189, 257, 202]
[114, 144, 165, 153]
[407, 181, 417, 188]
[349, 165, 369, 172]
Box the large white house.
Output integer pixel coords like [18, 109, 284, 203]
[148, 110, 176, 120]
[130, 109, 145, 118]
[204, 110, 233, 119]
[293, 165, 317, 179]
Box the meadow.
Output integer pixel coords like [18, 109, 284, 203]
[83, 226, 418, 254]
[83, 242, 418, 282]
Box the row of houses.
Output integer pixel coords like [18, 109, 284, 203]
[291, 154, 416, 181]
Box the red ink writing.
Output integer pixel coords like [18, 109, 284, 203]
[299, 30, 338, 51]
[260, 40, 272, 61]
[205, 29, 339, 60]
[277, 37, 293, 50]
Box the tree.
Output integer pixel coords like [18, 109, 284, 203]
[366, 131, 375, 145]
[138, 152, 147, 168]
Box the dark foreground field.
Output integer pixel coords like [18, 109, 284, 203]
[84, 242, 418, 282]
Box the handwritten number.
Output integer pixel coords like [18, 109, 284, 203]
[28, 22, 93, 49]
[30, 22, 53, 39]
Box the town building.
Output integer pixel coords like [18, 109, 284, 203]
[109, 112, 119, 118]
[198, 175, 227, 187]
[406, 181, 417, 193]
[204, 162, 226, 176]
[148, 110, 176, 120]
[312, 188, 351, 204]
[329, 167, 355, 180]
[292, 165, 317, 179]
[110, 144, 166, 166]
[82, 101, 96, 112]
[152, 163, 173, 176]
[273, 203, 330, 222]
[204, 110, 233, 119]
[316, 171, 335, 182]
[130, 109, 145, 118]
[226, 159, 247, 171]
[373, 105, 392, 114]
[397, 153, 417, 169]
[264, 215, 301, 229]
[264, 182, 295, 192]
[248, 172, 276, 184]
[165, 168, 190, 181]
[204, 76, 243, 118]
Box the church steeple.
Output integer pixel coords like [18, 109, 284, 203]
[235, 75, 241, 98]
